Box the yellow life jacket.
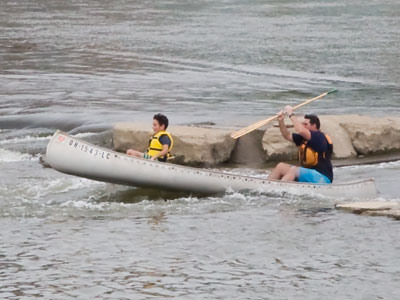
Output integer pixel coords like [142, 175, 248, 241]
[299, 134, 333, 168]
[147, 131, 174, 161]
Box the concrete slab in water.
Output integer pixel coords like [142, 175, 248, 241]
[335, 202, 399, 212]
[335, 202, 400, 220]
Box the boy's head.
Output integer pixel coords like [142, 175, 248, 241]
[303, 114, 320, 130]
[152, 113, 169, 132]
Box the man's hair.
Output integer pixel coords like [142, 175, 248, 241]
[153, 113, 169, 129]
[304, 114, 320, 129]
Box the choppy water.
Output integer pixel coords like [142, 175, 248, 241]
[1, 0, 400, 299]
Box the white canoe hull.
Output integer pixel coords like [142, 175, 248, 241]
[46, 130, 378, 199]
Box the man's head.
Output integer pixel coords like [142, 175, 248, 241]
[153, 113, 169, 132]
[303, 114, 320, 131]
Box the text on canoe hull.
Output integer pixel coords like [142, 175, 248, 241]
[68, 139, 111, 159]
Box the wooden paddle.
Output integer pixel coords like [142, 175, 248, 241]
[230, 89, 337, 139]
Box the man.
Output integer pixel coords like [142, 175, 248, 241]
[268, 105, 333, 183]
[126, 113, 173, 162]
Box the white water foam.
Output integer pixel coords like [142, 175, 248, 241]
[0, 135, 51, 145]
[0, 176, 105, 203]
[337, 160, 400, 171]
[42, 177, 105, 195]
[0, 132, 99, 146]
[372, 196, 400, 203]
[60, 199, 113, 210]
[0, 148, 35, 162]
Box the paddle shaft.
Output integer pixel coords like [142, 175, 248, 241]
[230, 90, 337, 139]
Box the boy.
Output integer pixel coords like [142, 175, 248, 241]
[126, 113, 173, 162]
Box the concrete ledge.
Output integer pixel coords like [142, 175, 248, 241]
[327, 115, 400, 155]
[230, 130, 265, 165]
[113, 123, 235, 166]
[112, 115, 400, 166]
[335, 202, 400, 220]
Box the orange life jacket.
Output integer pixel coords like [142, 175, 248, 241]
[299, 134, 333, 168]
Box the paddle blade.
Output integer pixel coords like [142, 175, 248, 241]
[327, 89, 338, 94]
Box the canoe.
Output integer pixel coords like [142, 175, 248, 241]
[45, 130, 378, 199]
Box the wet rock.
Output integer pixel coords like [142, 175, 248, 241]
[335, 202, 400, 220]
[230, 130, 266, 165]
[83, 130, 113, 149]
[113, 123, 150, 153]
[335, 202, 399, 212]
[262, 127, 297, 161]
[113, 115, 400, 166]
[39, 155, 51, 168]
[387, 209, 400, 220]
[186, 121, 217, 127]
[113, 123, 235, 166]
[337, 115, 400, 155]
[360, 209, 400, 219]
[319, 116, 357, 159]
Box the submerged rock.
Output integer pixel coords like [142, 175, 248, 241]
[335, 202, 399, 212]
[335, 202, 400, 220]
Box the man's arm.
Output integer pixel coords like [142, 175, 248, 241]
[284, 105, 311, 140]
[277, 110, 293, 142]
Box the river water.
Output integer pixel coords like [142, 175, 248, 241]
[1, 0, 400, 299]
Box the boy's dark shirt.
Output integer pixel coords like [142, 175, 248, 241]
[159, 135, 171, 147]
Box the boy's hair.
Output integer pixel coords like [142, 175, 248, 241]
[304, 114, 320, 129]
[153, 113, 169, 129]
